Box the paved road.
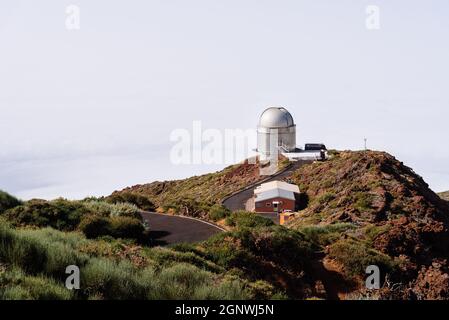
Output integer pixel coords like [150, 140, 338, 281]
[222, 160, 313, 222]
[140, 212, 223, 246]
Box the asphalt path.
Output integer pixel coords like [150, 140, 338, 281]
[140, 212, 224, 246]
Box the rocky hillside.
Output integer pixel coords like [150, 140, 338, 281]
[289, 151, 449, 299]
[109, 150, 449, 299]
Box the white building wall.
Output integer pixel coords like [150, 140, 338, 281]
[257, 125, 296, 158]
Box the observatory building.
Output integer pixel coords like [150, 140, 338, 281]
[257, 107, 297, 160]
[256, 106, 327, 162]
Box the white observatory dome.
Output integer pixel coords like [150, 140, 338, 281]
[257, 106, 297, 160]
[258, 107, 294, 128]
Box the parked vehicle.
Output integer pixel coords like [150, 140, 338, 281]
[305, 143, 327, 151]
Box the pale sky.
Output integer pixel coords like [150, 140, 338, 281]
[1, 0, 448, 200]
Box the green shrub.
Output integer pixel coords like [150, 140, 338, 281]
[81, 258, 148, 300]
[146, 246, 224, 273]
[0, 223, 253, 300]
[3, 198, 89, 231]
[354, 192, 373, 212]
[83, 201, 141, 219]
[208, 204, 231, 221]
[245, 226, 314, 270]
[0, 223, 87, 278]
[363, 224, 391, 244]
[247, 280, 286, 300]
[3, 198, 143, 236]
[298, 223, 356, 247]
[225, 211, 274, 228]
[0, 190, 22, 214]
[0, 224, 47, 274]
[192, 278, 250, 300]
[109, 216, 144, 239]
[204, 232, 256, 269]
[78, 215, 112, 239]
[328, 239, 397, 277]
[107, 192, 155, 211]
[204, 226, 314, 274]
[149, 263, 211, 299]
[0, 268, 72, 300]
[148, 263, 249, 300]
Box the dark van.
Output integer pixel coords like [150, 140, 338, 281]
[305, 143, 327, 151]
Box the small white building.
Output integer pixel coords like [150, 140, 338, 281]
[256, 106, 328, 161]
[254, 181, 300, 213]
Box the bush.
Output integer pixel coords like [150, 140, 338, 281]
[81, 259, 250, 300]
[203, 232, 256, 270]
[247, 280, 286, 300]
[3, 198, 89, 231]
[78, 215, 144, 240]
[0, 268, 72, 300]
[78, 215, 112, 239]
[107, 192, 155, 211]
[148, 263, 249, 300]
[328, 239, 397, 277]
[298, 223, 356, 247]
[204, 226, 314, 274]
[0, 190, 22, 214]
[146, 246, 224, 273]
[109, 216, 145, 239]
[0, 223, 252, 300]
[208, 204, 231, 221]
[82, 258, 148, 300]
[354, 192, 373, 212]
[83, 201, 141, 219]
[245, 226, 315, 270]
[225, 211, 274, 228]
[0, 223, 87, 278]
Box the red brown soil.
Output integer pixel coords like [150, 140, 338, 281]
[290, 151, 449, 299]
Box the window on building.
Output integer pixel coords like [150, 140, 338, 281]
[266, 203, 271, 207]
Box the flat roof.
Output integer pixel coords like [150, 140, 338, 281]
[255, 188, 296, 202]
[254, 180, 300, 194]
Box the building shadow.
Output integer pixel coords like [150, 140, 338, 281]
[295, 192, 309, 211]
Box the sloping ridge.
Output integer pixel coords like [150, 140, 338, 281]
[288, 151, 449, 299]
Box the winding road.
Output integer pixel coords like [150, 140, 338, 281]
[140, 212, 224, 246]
